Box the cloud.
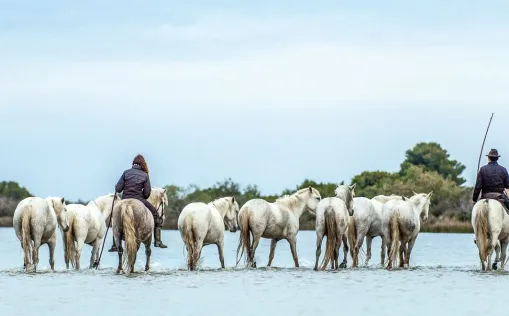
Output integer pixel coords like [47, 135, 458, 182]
[1, 10, 509, 114]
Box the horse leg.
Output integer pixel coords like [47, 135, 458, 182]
[75, 239, 85, 271]
[90, 239, 101, 269]
[381, 235, 387, 266]
[32, 239, 42, 272]
[365, 236, 373, 266]
[399, 241, 407, 268]
[250, 233, 262, 268]
[48, 237, 56, 271]
[116, 239, 124, 274]
[405, 237, 417, 268]
[288, 238, 299, 268]
[339, 234, 348, 269]
[493, 242, 501, 270]
[144, 240, 152, 272]
[193, 238, 204, 270]
[267, 239, 278, 267]
[217, 239, 225, 269]
[336, 236, 344, 269]
[487, 234, 500, 272]
[499, 238, 509, 270]
[353, 230, 367, 268]
[314, 232, 324, 271]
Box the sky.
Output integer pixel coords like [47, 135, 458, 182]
[1, 1, 509, 201]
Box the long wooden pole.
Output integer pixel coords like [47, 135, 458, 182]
[477, 113, 494, 175]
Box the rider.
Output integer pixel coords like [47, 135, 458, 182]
[108, 154, 167, 251]
[472, 149, 509, 212]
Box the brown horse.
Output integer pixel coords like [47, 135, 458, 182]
[112, 199, 154, 274]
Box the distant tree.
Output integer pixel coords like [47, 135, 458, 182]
[400, 142, 466, 185]
[0, 181, 32, 200]
[350, 171, 395, 198]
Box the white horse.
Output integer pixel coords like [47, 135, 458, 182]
[237, 187, 322, 268]
[91, 193, 118, 226]
[472, 198, 509, 271]
[62, 201, 107, 270]
[348, 194, 403, 267]
[382, 192, 432, 269]
[103, 188, 168, 250]
[13, 197, 69, 272]
[313, 184, 355, 271]
[178, 196, 239, 270]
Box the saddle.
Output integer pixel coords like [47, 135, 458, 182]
[482, 193, 508, 210]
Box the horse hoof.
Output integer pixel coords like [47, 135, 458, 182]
[339, 262, 347, 269]
[492, 263, 498, 270]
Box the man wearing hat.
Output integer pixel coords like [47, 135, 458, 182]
[472, 149, 509, 211]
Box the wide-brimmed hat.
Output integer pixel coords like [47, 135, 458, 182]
[486, 149, 501, 158]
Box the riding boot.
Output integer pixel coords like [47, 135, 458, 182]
[108, 235, 118, 252]
[503, 195, 509, 215]
[154, 226, 168, 248]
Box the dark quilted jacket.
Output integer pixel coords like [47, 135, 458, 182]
[473, 161, 509, 201]
[115, 165, 151, 200]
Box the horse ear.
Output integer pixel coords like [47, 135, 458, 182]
[412, 191, 418, 195]
[428, 191, 433, 198]
[61, 197, 65, 204]
[308, 186, 312, 193]
[232, 196, 236, 203]
[349, 183, 357, 190]
[403, 196, 409, 201]
[162, 188, 167, 194]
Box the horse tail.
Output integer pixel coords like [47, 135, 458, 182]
[475, 200, 490, 263]
[320, 206, 338, 270]
[236, 209, 251, 267]
[65, 214, 77, 269]
[21, 205, 33, 269]
[387, 210, 401, 269]
[347, 215, 357, 259]
[182, 215, 196, 270]
[121, 205, 138, 272]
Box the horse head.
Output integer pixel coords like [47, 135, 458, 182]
[224, 196, 239, 233]
[149, 187, 168, 222]
[49, 197, 69, 232]
[404, 191, 433, 222]
[335, 183, 356, 216]
[305, 186, 322, 213]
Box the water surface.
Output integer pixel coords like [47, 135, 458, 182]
[0, 228, 505, 316]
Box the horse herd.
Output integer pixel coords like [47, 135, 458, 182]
[10, 183, 504, 274]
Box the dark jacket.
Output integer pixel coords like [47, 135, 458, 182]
[473, 161, 509, 201]
[115, 164, 151, 200]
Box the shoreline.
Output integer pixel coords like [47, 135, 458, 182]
[0, 216, 474, 233]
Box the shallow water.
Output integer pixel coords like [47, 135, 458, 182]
[0, 228, 506, 316]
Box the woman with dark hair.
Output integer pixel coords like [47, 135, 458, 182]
[108, 154, 167, 251]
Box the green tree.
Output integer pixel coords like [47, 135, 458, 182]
[400, 142, 466, 185]
[0, 181, 32, 200]
[350, 171, 395, 197]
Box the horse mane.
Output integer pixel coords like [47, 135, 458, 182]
[408, 193, 430, 205]
[275, 188, 310, 208]
[372, 195, 403, 203]
[210, 197, 230, 208]
[148, 187, 167, 206]
[334, 185, 353, 212]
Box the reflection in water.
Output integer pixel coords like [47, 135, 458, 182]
[0, 229, 506, 316]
